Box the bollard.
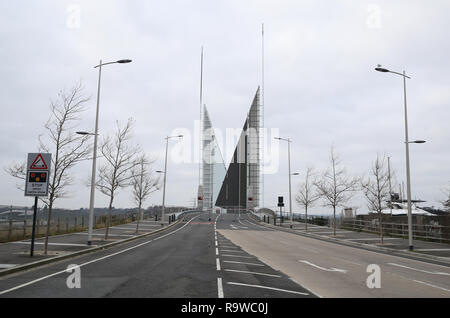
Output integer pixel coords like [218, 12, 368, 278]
[81, 216, 84, 229]
[66, 218, 69, 232]
[274, 217, 276, 226]
[74, 217, 77, 231]
[57, 217, 61, 232]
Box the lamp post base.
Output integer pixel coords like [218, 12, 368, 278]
[409, 245, 414, 251]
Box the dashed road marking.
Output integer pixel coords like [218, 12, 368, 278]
[226, 282, 309, 296]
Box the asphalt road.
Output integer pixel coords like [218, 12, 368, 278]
[218, 214, 450, 298]
[1, 211, 448, 298]
[0, 212, 312, 298]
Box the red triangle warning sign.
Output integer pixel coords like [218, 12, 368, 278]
[30, 154, 48, 170]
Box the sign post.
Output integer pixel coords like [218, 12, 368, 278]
[25, 153, 51, 257]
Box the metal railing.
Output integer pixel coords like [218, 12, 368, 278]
[340, 219, 450, 244]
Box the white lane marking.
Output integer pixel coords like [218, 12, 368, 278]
[388, 263, 450, 276]
[105, 227, 153, 231]
[414, 248, 450, 252]
[11, 242, 98, 247]
[413, 280, 450, 293]
[238, 219, 249, 229]
[299, 260, 348, 273]
[220, 250, 245, 253]
[73, 233, 135, 237]
[217, 278, 224, 298]
[223, 260, 265, 267]
[227, 282, 309, 296]
[221, 255, 255, 259]
[345, 238, 401, 241]
[218, 245, 238, 249]
[230, 224, 239, 230]
[0, 213, 202, 296]
[216, 248, 219, 256]
[0, 264, 17, 269]
[312, 231, 353, 234]
[215, 240, 218, 247]
[216, 258, 221, 271]
[224, 269, 281, 278]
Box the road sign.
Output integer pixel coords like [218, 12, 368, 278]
[278, 196, 284, 207]
[25, 153, 51, 197]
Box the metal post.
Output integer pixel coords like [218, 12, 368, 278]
[402, 71, 414, 251]
[30, 196, 38, 257]
[87, 60, 102, 246]
[288, 139, 293, 223]
[161, 137, 169, 226]
[388, 156, 392, 217]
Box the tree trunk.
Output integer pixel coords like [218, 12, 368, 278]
[305, 205, 308, 232]
[379, 211, 383, 244]
[105, 195, 114, 240]
[44, 197, 54, 255]
[333, 205, 336, 236]
[136, 201, 142, 234]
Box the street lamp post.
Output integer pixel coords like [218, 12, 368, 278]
[84, 59, 132, 246]
[274, 137, 294, 223]
[375, 65, 425, 251]
[159, 135, 183, 226]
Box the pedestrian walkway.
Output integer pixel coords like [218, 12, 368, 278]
[0, 218, 169, 271]
[259, 217, 450, 259]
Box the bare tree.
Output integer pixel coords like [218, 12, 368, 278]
[6, 83, 91, 254]
[295, 166, 320, 232]
[361, 155, 390, 244]
[441, 184, 450, 212]
[96, 118, 140, 240]
[131, 154, 160, 233]
[314, 147, 360, 236]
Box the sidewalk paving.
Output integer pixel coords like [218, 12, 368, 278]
[262, 218, 450, 259]
[0, 218, 169, 271]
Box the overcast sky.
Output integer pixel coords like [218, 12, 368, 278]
[1, 0, 449, 215]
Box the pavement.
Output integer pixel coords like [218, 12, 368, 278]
[0, 217, 170, 272]
[261, 216, 450, 259]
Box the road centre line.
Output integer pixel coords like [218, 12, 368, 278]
[226, 282, 309, 296]
[0, 213, 202, 296]
[224, 269, 281, 278]
[216, 258, 221, 271]
[217, 278, 224, 298]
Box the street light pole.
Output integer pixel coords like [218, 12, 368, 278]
[160, 135, 183, 225]
[375, 65, 422, 251]
[275, 137, 293, 223]
[86, 59, 132, 246]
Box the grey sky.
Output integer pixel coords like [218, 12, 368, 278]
[1, 1, 449, 214]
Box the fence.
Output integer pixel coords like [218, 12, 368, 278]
[341, 218, 450, 244]
[0, 211, 149, 243]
